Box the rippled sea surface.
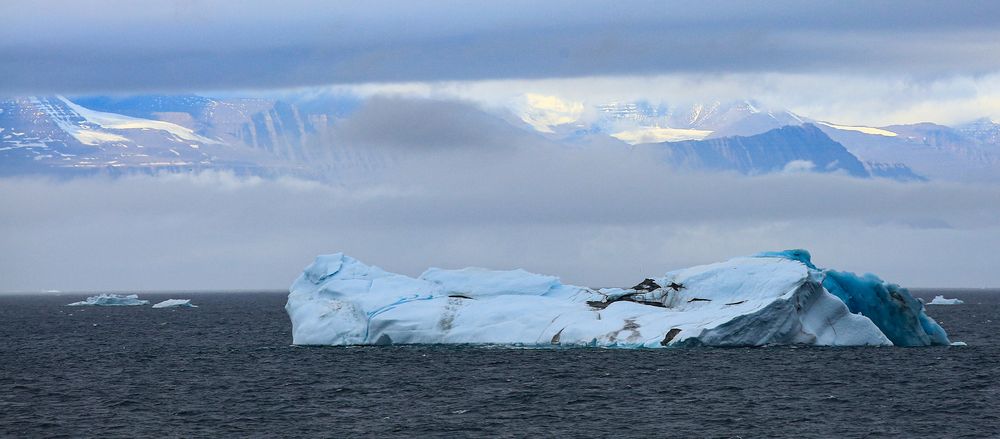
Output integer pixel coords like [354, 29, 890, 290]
[1, 289, 998, 438]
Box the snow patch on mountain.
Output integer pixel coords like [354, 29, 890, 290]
[63, 127, 129, 146]
[28, 97, 129, 146]
[818, 121, 898, 137]
[56, 96, 221, 144]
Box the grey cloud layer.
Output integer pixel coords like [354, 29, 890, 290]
[3, 153, 1000, 291]
[4, 0, 1000, 94]
[332, 97, 541, 152]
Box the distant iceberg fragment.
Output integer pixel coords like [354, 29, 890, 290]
[152, 299, 197, 308]
[67, 294, 149, 306]
[285, 250, 950, 347]
[928, 295, 964, 305]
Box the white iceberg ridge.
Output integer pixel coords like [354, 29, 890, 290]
[285, 250, 950, 347]
[67, 294, 149, 306]
[928, 295, 964, 305]
[152, 299, 198, 308]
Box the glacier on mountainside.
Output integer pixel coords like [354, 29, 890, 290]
[928, 295, 964, 305]
[67, 294, 149, 306]
[285, 250, 950, 347]
[152, 299, 198, 308]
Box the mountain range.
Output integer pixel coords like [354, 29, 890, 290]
[3, 94, 999, 184]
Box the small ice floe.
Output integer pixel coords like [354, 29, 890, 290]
[928, 295, 964, 305]
[67, 294, 149, 306]
[152, 299, 197, 308]
[950, 341, 968, 346]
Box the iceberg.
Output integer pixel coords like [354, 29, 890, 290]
[285, 250, 950, 347]
[67, 293, 149, 306]
[928, 295, 964, 305]
[151, 299, 198, 308]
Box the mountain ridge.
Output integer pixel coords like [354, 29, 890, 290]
[3, 94, 995, 183]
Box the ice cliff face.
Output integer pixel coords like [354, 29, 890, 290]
[285, 250, 949, 347]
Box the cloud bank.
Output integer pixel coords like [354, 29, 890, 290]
[3, 147, 999, 291]
[4, 0, 1000, 95]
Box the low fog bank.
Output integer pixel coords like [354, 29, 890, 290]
[2, 143, 1000, 291]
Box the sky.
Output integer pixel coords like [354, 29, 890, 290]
[4, 0, 1000, 124]
[2, 1, 1000, 291]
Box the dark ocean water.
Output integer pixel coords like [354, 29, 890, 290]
[1, 289, 998, 438]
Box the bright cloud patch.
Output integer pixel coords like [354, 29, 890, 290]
[783, 160, 817, 173]
[611, 127, 714, 144]
[516, 93, 584, 133]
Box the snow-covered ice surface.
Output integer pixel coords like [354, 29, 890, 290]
[152, 299, 197, 308]
[286, 250, 950, 347]
[67, 294, 149, 307]
[928, 295, 964, 305]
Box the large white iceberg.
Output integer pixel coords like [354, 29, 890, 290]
[928, 295, 964, 305]
[152, 299, 198, 308]
[67, 293, 149, 306]
[285, 250, 950, 347]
